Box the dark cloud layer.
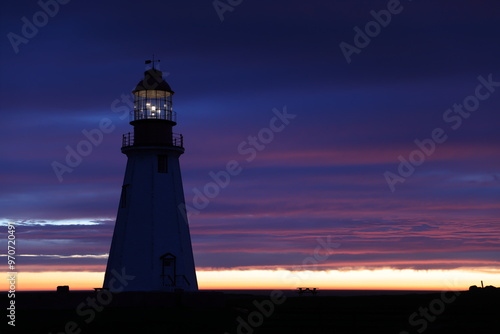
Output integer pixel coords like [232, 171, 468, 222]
[0, 0, 499, 274]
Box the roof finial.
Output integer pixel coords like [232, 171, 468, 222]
[145, 55, 160, 69]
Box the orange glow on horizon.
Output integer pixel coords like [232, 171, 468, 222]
[4, 268, 498, 292]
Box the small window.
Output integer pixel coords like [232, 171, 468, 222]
[158, 155, 168, 173]
[120, 184, 129, 208]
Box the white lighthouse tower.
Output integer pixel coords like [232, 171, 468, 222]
[103, 63, 198, 292]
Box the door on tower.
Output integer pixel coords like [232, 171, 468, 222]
[160, 253, 177, 287]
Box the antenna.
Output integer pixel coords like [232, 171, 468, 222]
[145, 55, 161, 69]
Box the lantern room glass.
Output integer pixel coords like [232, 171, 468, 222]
[133, 89, 173, 121]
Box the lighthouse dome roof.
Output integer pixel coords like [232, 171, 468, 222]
[133, 69, 174, 94]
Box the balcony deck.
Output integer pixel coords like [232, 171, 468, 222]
[122, 132, 183, 148]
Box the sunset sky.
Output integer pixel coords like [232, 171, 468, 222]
[1, 0, 499, 291]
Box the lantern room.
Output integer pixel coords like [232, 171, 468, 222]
[132, 68, 176, 123]
[125, 66, 182, 148]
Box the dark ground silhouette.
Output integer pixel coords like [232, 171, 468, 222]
[2, 289, 499, 333]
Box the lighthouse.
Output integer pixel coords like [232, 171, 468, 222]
[103, 63, 198, 292]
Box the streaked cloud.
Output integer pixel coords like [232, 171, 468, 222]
[0, 0, 499, 289]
